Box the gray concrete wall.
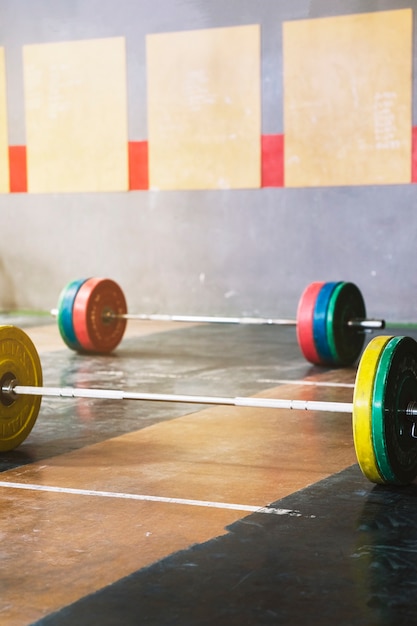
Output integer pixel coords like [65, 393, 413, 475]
[0, 0, 415, 322]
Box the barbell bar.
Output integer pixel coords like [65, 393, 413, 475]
[54, 277, 385, 366]
[1, 325, 417, 486]
[101, 313, 384, 329]
[6, 383, 354, 413]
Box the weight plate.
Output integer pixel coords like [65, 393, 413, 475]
[352, 335, 392, 484]
[57, 278, 89, 351]
[72, 277, 127, 353]
[296, 282, 326, 364]
[0, 325, 42, 451]
[313, 282, 341, 365]
[326, 282, 366, 366]
[372, 336, 417, 485]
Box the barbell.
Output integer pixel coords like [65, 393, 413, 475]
[1, 325, 416, 486]
[54, 277, 385, 366]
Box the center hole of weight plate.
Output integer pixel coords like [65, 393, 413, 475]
[0, 372, 18, 407]
[101, 307, 116, 325]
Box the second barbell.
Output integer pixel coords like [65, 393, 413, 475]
[53, 277, 384, 366]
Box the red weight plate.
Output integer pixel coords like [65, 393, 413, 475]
[296, 282, 326, 365]
[72, 278, 127, 353]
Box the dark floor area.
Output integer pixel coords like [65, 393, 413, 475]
[34, 465, 417, 626]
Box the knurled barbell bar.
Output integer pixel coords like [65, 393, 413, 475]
[53, 277, 385, 366]
[1, 325, 416, 486]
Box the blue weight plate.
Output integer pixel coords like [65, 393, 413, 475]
[312, 282, 341, 365]
[57, 278, 89, 351]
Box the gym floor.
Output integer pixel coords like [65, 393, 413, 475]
[1, 317, 417, 625]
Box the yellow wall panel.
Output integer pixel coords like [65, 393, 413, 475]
[147, 25, 261, 190]
[0, 48, 9, 193]
[23, 37, 128, 193]
[283, 9, 412, 187]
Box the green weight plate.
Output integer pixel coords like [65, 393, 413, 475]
[326, 282, 366, 366]
[372, 335, 417, 485]
[0, 325, 43, 451]
[57, 278, 89, 351]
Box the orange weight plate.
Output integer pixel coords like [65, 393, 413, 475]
[296, 282, 325, 364]
[72, 278, 127, 353]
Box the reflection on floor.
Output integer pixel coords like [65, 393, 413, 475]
[0, 318, 416, 625]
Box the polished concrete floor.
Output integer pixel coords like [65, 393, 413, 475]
[1, 317, 417, 625]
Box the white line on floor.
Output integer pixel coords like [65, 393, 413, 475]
[0, 480, 305, 517]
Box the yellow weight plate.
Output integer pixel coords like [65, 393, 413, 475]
[0, 326, 42, 451]
[352, 335, 392, 483]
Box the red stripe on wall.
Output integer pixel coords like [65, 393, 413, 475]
[261, 134, 284, 187]
[412, 127, 417, 183]
[128, 141, 148, 190]
[9, 146, 27, 193]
